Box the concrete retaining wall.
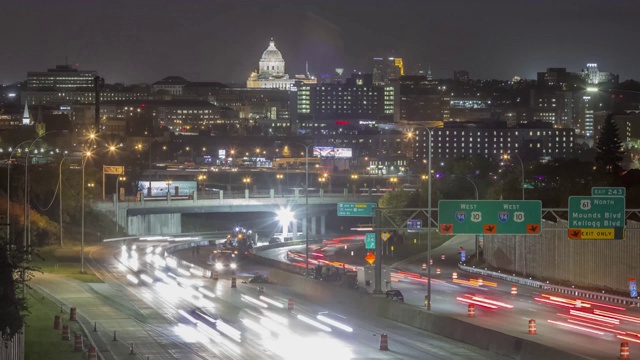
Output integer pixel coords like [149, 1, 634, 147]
[484, 220, 640, 293]
[127, 213, 181, 236]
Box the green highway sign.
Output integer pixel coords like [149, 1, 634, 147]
[365, 233, 376, 249]
[592, 187, 626, 197]
[337, 202, 376, 217]
[568, 196, 625, 240]
[438, 200, 542, 235]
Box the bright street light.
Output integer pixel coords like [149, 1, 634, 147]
[276, 207, 294, 238]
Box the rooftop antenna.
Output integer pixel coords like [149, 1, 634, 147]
[306, 61, 309, 78]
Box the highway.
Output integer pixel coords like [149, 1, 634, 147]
[83, 238, 510, 359]
[259, 235, 640, 360]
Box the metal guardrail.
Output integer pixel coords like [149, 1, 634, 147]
[459, 264, 640, 306]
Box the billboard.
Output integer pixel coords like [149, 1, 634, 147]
[313, 146, 335, 157]
[218, 150, 226, 159]
[334, 148, 352, 158]
[138, 181, 197, 197]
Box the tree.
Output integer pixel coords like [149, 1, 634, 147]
[0, 240, 38, 339]
[595, 114, 625, 180]
[378, 189, 411, 227]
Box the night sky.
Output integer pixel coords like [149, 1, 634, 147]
[1, 0, 639, 84]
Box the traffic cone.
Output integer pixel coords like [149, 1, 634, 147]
[620, 342, 630, 359]
[429, 258, 433, 265]
[511, 285, 517, 295]
[74, 333, 83, 352]
[528, 319, 537, 334]
[379, 333, 389, 351]
[87, 346, 97, 360]
[231, 277, 237, 288]
[61, 325, 70, 341]
[441, 254, 445, 260]
[468, 304, 475, 317]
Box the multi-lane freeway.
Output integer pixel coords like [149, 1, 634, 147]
[260, 234, 640, 360]
[79, 238, 510, 359]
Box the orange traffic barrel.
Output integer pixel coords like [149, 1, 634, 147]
[422, 262, 427, 271]
[74, 333, 83, 352]
[231, 277, 237, 288]
[436, 268, 441, 275]
[528, 319, 537, 334]
[87, 346, 97, 360]
[452, 272, 458, 279]
[468, 304, 475, 317]
[477, 278, 483, 286]
[288, 298, 294, 311]
[430, 258, 433, 265]
[379, 333, 389, 351]
[61, 324, 70, 341]
[511, 285, 517, 295]
[53, 315, 61, 330]
[441, 254, 445, 260]
[620, 342, 630, 359]
[69, 306, 77, 321]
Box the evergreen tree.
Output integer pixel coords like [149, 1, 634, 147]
[595, 114, 625, 178]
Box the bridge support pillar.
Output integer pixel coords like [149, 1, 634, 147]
[311, 217, 317, 235]
[219, 190, 224, 202]
[320, 189, 324, 199]
[245, 189, 249, 200]
[343, 188, 348, 197]
[270, 189, 275, 199]
[292, 219, 298, 240]
[294, 188, 300, 200]
[193, 191, 197, 203]
[321, 215, 326, 235]
[302, 218, 306, 237]
[166, 192, 171, 204]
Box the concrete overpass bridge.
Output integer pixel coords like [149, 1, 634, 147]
[93, 188, 377, 236]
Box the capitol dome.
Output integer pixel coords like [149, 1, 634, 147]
[258, 38, 286, 78]
[261, 39, 283, 60]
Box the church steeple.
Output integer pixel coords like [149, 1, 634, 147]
[22, 101, 31, 125]
[35, 104, 46, 136]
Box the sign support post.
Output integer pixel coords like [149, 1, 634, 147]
[373, 208, 383, 294]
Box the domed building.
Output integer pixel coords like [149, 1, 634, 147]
[247, 39, 296, 90]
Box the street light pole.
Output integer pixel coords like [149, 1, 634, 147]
[58, 154, 68, 247]
[7, 141, 31, 241]
[426, 127, 432, 311]
[24, 131, 56, 250]
[81, 151, 91, 273]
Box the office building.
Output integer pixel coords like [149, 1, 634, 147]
[453, 70, 470, 82]
[372, 57, 404, 84]
[27, 64, 96, 90]
[151, 76, 189, 95]
[411, 121, 575, 161]
[581, 63, 619, 85]
[296, 73, 397, 130]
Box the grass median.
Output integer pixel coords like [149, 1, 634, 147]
[36, 245, 102, 283]
[25, 289, 84, 360]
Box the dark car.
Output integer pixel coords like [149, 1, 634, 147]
[269, 237, 283, 244]
[386, 289, 404, 302]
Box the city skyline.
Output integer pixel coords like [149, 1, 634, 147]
[1, 0, 640, 84]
